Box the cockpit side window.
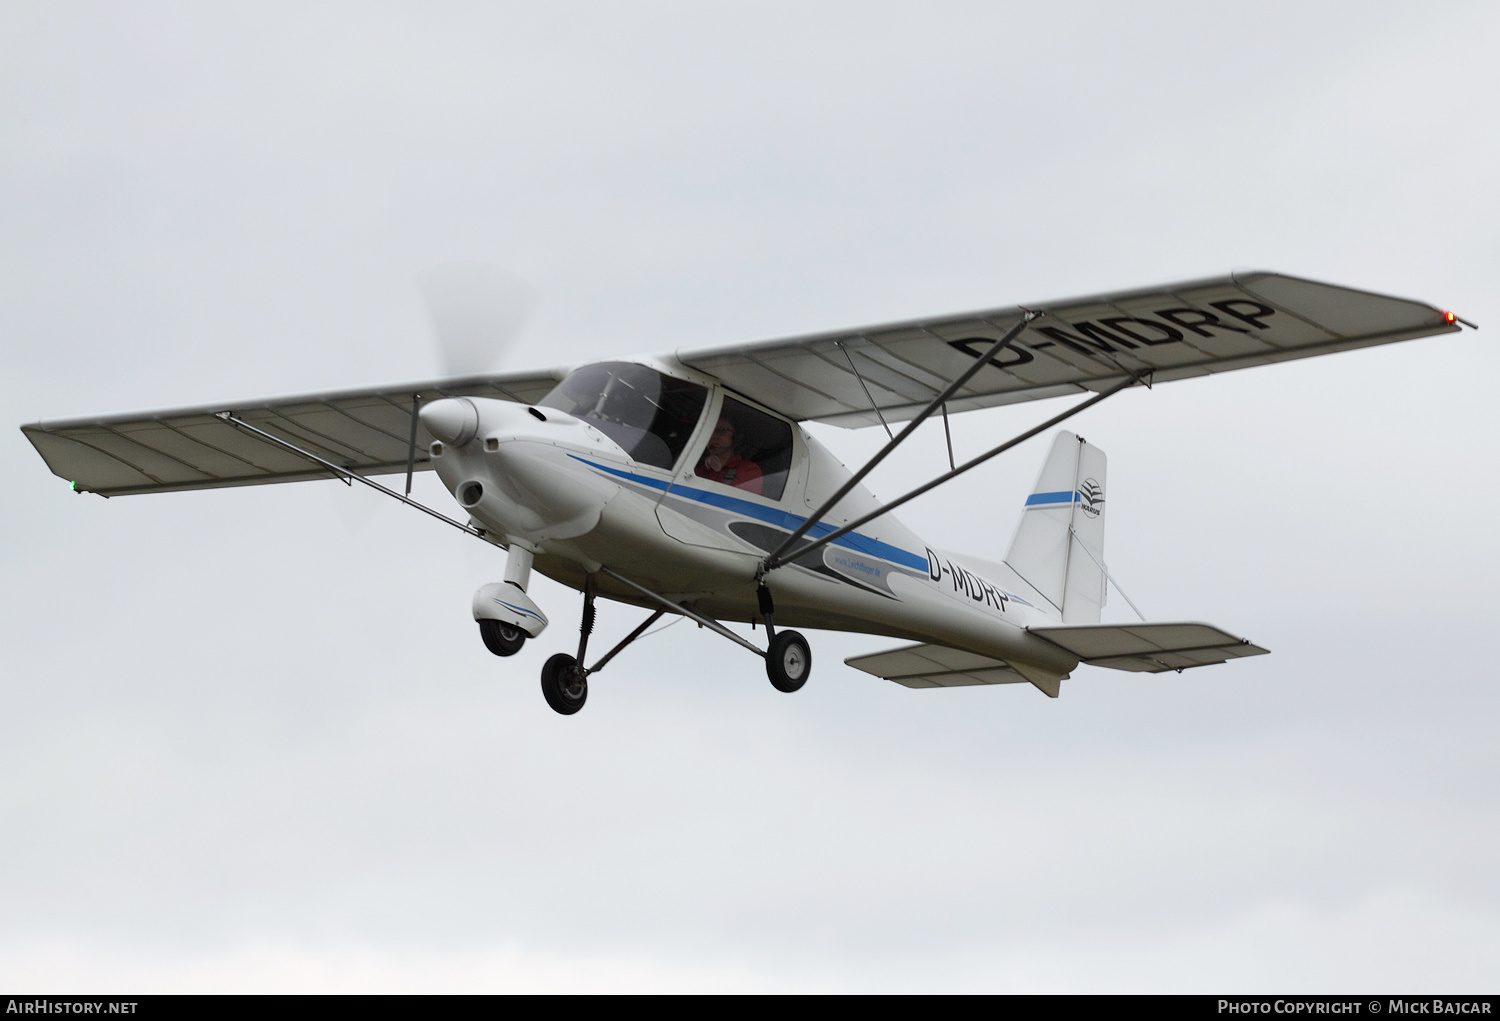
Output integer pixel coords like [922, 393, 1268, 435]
[538, 362, 708, 470]
[694, 395, 794, 500]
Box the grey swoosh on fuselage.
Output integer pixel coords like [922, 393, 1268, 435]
[571, 453, 928, 599]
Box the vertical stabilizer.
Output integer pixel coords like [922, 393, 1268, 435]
[1003, 431, 1107, 623]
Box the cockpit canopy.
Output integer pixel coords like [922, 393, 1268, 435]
[539, 362, 708, 470]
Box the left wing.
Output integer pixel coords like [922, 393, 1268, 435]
[677, 270, 1463, 428]
[22, 370, 560, 497]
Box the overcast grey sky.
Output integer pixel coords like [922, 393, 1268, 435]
[3, 0, 1498, 992]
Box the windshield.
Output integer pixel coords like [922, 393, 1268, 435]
[538, 362, 708, 470]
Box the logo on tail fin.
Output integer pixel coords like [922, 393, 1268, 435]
[1079, 478, 1104, 518]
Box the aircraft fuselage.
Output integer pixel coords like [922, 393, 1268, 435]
[424, 362, 1079, 679]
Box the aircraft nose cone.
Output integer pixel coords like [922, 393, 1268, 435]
[420, 397, 480, 445]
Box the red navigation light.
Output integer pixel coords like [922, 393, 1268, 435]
[1445, 311, 1457, 322]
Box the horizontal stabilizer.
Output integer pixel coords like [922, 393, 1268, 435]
[844, 642, 1067, 697]
[845, 643, 1027, 688]
[1028, 622, 1268, 673]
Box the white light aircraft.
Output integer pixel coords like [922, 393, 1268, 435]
[22, 271, 1473, 714]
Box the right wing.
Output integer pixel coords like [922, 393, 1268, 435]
[677, 271, 1463, 428]
[21, 370, 561, 497]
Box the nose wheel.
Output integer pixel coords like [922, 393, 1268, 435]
[478, 619, 526, 657]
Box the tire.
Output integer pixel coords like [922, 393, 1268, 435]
[478, 619, 526, 657]
[766, 630, 811, 693]
[541, 653, 588, 715]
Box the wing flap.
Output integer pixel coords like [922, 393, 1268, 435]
[1028, 622, 1269, 673]
[22, 370, 561, 496]
[677, 271, 1461, 427]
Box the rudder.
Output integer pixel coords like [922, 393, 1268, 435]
[1003, 431, 1107, 623]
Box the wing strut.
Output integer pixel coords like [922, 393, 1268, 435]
[759, 311, 1038, 575]
[761, 370, 1146, 575]
[216, 412, 486, 540]
[834, 339, 893, 440]
[404, 394, 422, 496]
[941, 402, 955, 471]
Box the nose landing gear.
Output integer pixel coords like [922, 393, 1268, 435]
[478, 619, 526, 657]
[473, 545, 548, 656]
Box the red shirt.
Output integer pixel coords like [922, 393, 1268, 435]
[695, 453, 763, 494]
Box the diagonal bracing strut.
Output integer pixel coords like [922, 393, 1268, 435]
[759, 311, 1038, 575]
[216, 412, 485, 539]
[760, 371, 1147, 574]
[585, 608, 668, 677]
[598, 566, 766, 659]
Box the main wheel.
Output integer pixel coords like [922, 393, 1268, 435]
[540, 653, 588, 714]
[766, 630, 811, 693]
[479, 619, 526, 657]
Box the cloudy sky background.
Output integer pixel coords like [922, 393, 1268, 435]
[2, 0, 1498, 992]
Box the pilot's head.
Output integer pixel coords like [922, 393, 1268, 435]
[707, 414, 735, 460]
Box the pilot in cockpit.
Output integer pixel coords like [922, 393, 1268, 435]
[695, 413, 763, 494]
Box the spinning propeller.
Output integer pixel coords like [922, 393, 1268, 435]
[417, 261, 539, 376]
[399, 262, 540, 496]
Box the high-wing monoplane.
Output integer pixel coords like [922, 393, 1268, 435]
[22, 271, 1472, 714]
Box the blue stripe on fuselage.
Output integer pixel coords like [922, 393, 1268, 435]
[568, 454, 929, 573]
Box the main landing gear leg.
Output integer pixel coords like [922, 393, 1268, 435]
[540, 569, 813, 716]
[540, 577, 593, 715]
[758, 583, 810, 693]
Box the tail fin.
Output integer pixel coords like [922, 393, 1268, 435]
[1003, 431, 1107, 623]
